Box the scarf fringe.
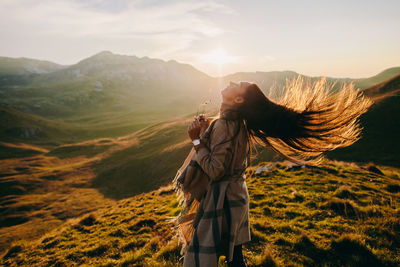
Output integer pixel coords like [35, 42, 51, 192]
[168, 168, 202, 256]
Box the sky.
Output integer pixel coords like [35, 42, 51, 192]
[1, 0, 399, 78]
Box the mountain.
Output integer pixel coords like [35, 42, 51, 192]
[327, 74, 400, 167]
[0, 51, 221, 146]
[29, 50, 212, 86]
[0, 51, 399, 149]
[0, 56, 66, 86]
[362, 73, 400, 102]
[353, 67, 400, 90]
[1, 160, 399, 266]
[217, 68, 400, 97]
[0, 56, 66, 76]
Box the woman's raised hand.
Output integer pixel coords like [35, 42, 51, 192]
[188, 117, 201, 141]
[188, 115, 210, 140]
[198, 114, 210, 136]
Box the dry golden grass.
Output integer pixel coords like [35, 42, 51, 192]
[1, 159, 399, 266]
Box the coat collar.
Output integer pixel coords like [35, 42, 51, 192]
[219, 102, 240, 120]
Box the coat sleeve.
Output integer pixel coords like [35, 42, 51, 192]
[193, 119, 234, 181]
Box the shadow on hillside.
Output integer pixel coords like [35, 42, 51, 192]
[289, 234, 395, 267]
[327, 94, 400, 168]
[89, 140, 192, 200]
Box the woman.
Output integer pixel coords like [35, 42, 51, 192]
[172, 77, 372, 267]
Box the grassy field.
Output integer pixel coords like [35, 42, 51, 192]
[1, 160, 399, 266]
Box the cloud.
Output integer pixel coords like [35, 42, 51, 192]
[0, 0, 236, 60]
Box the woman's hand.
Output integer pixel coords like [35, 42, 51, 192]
[198, 114, 210, 136]
[188, 115, 210, 140]
[188, 118, 201, 141]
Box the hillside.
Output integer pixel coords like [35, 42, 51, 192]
[0, 111, 223, 253]
[327, 74, 400, 167]
[0, 52, 221, 147]
[1, 160, 399, 266]
[0, 56, 65, 76]
[0, 56, 66, 86]
[0, 102, 165, 148]
[0, 51, 217, 122]
[0, 104, 85, 149]
[0, 107, 272, 255]
[1, 52, 399, 148]
[218, 67, 400, 97]
[354, 67, 400, 90]
[362, 73, 400, 102]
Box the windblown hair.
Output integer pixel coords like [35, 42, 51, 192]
[236, 76, 373, 165]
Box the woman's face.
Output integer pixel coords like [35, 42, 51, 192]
[221, 81, 249, 106]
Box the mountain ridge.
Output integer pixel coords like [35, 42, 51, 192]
[0, 56, 66, 76]
[1, 51, 399, 81]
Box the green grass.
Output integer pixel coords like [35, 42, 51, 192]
[1, 160, 399, 266]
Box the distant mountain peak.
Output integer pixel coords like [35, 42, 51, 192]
[97, 50, 113, 56]
[92, 50, 116, 58]
[81, 51, 141, 64]
[89, 50, 115, 59]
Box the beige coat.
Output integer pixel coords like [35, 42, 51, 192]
[172, 107, 252, 267]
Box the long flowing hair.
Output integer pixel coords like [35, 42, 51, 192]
[234, 75, 373, 165]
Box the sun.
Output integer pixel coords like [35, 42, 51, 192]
[201, 48, 238, 66]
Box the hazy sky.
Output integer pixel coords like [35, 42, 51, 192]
[1, 0, 399, 78]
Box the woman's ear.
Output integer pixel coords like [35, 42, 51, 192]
[234, 96, 244, 104]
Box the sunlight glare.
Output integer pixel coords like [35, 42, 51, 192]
[201, 49, 238, 66]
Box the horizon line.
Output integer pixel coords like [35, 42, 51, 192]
[1, 50, 398, 80]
